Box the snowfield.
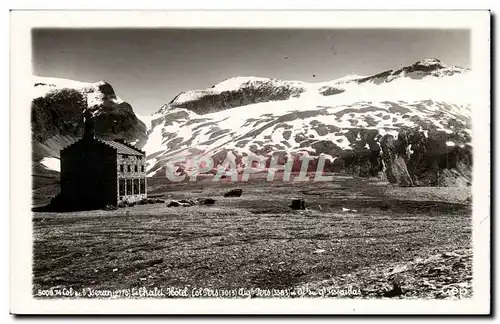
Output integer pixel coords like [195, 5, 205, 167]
[40, 157, 61, 172]
[141, 59, 471, 176]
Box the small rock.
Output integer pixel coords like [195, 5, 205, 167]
[387, 264, 408, 275]
[104, 204, 118, 211]
[380, 204, 390, 211]
[201, 198, 216, 205]
[452, 261, 465, 270]
[179, 199, 196, 206]
[167, 200, 191, 207]
[428, 266, 446, 275]
[442, 252, 461, 258]
[167, 201, 180, 207]
[422, 280, 436, 289]
[384, 282, 404, 298]
[112, 268, 118, 272]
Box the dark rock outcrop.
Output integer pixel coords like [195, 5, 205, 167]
[380, 127, 472, 187]
[380, 134, 414, 187]
[319, 86, 345, 96]
[357, 58, 468, 84]
[32, 85, 147, 147]
[31, 81, 147, 179]
[167, 79, 305, 115]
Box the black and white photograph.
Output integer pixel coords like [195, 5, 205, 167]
[9, 10, 490, 315]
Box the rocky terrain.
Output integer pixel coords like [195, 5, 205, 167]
[32, 175, 472, 299]
[299, 248, 472, 299]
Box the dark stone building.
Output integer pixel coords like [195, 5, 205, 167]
[58, 110, 147, 210]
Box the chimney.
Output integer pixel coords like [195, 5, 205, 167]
[83, 109, 95, 139]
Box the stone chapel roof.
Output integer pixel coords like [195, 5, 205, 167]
[98, 139, 145, 156]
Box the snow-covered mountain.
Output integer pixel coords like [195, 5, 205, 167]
[160, 58, 469, 115]
[142, 58, 472, 186]
[31, 58, 472, 187]
[31, 76, 147, 167]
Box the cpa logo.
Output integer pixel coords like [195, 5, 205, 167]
[444, 286, 468, 298]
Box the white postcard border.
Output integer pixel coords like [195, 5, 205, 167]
[9, 10, 491, 314]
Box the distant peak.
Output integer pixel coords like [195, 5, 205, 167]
[410, 58, 467, 71]
[332, 74, 367, 84]
[408, 58, 468, 72]
[417, 58, 442, 65]
[213, 76, 272, 90]
[217, 76, 271, 84]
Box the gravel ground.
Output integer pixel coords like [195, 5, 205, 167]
[32, 175, 472, 299]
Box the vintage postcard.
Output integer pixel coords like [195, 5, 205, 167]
[10, 10, 490, 314]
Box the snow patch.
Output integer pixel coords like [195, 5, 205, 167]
[41, 157, 60, 172]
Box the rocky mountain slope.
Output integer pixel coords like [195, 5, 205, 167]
[31, 76, 147, 170]
[142, 59, 472, 187]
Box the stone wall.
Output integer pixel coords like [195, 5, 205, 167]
[117, 153, 147, 204]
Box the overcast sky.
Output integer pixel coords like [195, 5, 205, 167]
[32, 28, 470, 115]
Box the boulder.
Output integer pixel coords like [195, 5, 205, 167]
[167, 200, 193, 207]
[201, 198, 216, 205]
[224, 189, 243, 197]
[178, 199, 197, 206]
[167, 201, 180, 207]
[290, 198, 306, 210]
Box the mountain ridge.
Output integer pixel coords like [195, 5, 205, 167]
[157, 58, 469, 116]
[143, 58, 471, 187]
[32, 58, 472, 187]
